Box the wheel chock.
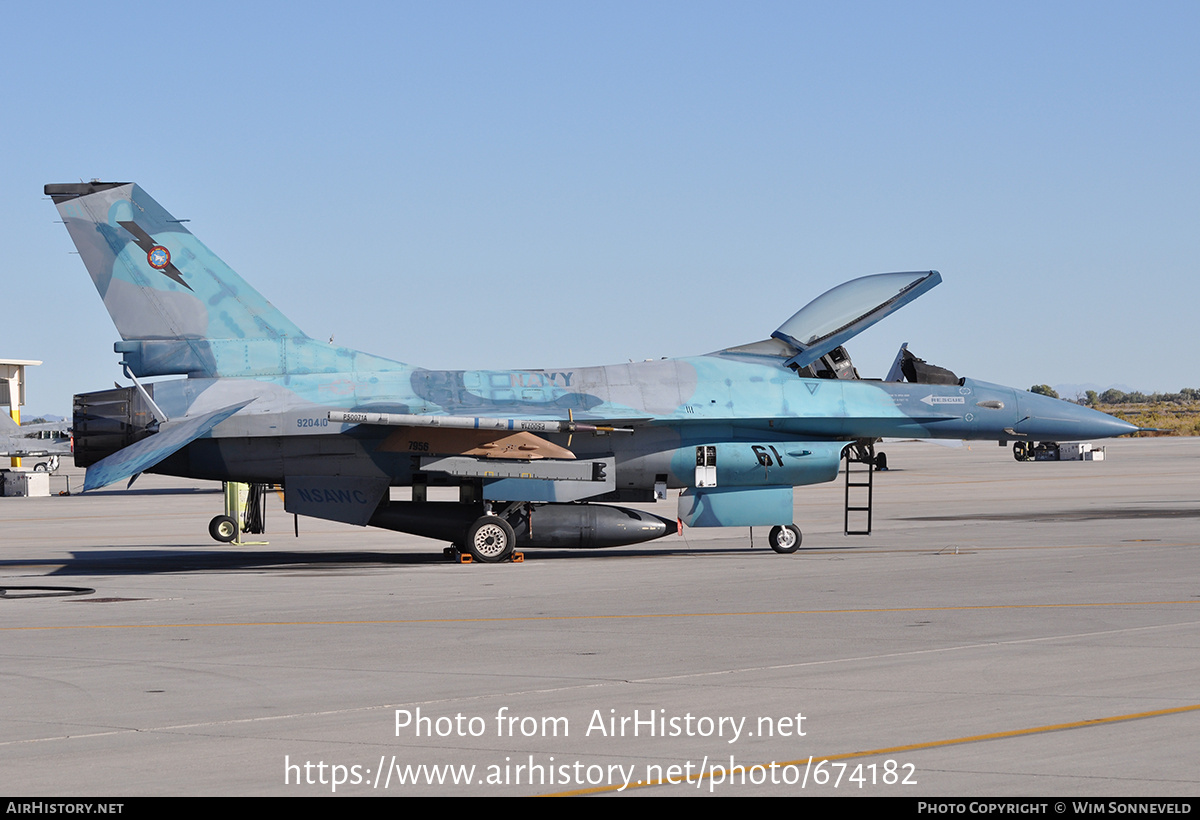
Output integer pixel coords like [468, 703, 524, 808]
[442, 547, 523, 564]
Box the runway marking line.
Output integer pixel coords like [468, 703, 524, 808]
[4, 599, 1198, 631]
[545, 701, 1200, 796]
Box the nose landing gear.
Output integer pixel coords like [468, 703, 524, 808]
[768, 524, 802, 554]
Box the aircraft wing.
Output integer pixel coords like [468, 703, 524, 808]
[82, 401, 253, 492]
[327, 410, 638, 503]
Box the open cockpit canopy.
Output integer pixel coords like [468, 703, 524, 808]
[771, 271, 941, 370]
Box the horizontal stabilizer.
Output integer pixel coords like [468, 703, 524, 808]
[82, 400, 252, 492]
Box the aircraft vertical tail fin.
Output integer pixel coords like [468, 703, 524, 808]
[0, 413, 19, 433]
[46, 182, 394, 378]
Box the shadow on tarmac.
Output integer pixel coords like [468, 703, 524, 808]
[0, 541, 872, 576]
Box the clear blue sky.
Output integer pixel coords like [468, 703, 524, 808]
[3, 1, 1196, 415]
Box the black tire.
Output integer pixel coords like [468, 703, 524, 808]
[466, 516, 515, 563]
[33, 462, 48, 472]
[1013, 441, 1030, 462]
[209, 515, 239, 543]
[768, 524, 802, 554]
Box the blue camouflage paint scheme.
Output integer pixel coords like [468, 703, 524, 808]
[49, 182, 1139, 537]
[679, 485, 795, 528]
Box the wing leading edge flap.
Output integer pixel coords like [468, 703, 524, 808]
[82, 400, 254, 492]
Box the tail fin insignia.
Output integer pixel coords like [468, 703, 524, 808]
[116, 220, 191, 290]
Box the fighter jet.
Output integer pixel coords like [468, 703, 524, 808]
[0, 414, 70, 472]
[46, 181, 1138, 560]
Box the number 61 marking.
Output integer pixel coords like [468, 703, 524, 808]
[752, 445, 784, 467]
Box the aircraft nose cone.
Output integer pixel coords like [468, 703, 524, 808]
[1014, 392, 1138, 440]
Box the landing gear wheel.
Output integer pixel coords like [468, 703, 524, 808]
[1013, 441, 1031, 462]
[466, 516, 515, 563]
[768, 524, 802, 554]
[33, 462, 48, 472]
[209, 515, 239, 543]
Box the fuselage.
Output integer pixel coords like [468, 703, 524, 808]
[129, 346, 1134, 491]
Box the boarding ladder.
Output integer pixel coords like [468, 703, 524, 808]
[843, 441, 874, 535]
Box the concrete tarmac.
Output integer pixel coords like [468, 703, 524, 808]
[1, 437, 1197, 796]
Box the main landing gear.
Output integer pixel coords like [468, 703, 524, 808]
[1013, 441, 1059, 461]
[465, 515, 516, 563]
[444, 506, 525, 564]
[768, 524, 802, 554]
